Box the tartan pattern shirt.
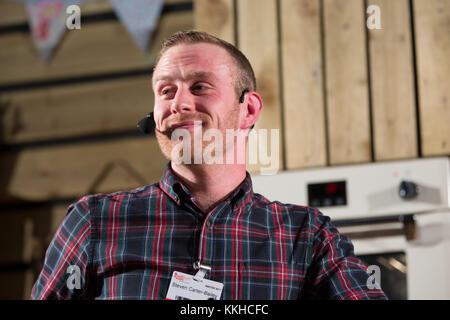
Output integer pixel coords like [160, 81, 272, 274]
[31, 162, 387, 300]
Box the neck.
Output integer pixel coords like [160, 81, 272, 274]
[171, 162, 247, 212]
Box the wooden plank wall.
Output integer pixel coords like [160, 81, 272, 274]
[194, 0, 235, 43]
[0, 0, 449, 299]
[324, 0, 372, 165]
[413, 0, 450, 156]
[237, 0, 284, 174]
[195, 0, 449, 169]
[0, 0, 193, 299]
[368, 0, 418, 161]
[280, 0, 327, 168]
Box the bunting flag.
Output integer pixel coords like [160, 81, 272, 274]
[8, 0, 165, 61]
[10, 0, 84, 61]
[110, 0, 164, 51]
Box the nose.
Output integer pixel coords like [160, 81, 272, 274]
[170, 86, 195, 115]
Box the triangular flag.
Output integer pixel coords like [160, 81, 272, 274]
[110, 0, 164, 51]
[23, 0, 82, 61]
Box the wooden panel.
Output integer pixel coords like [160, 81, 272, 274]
[280, 0, 326, 169]
[0, 205, 68, 274]
[0, 0, 189, 26]
[1, 75, 154, 144]
[0, 0, 112, 26]
[0, 270, 34, 299]
[324, 0, 371, 164]
[0, 137, 168, 204]
[0, 207, 66, 300]
[0, 0, 28, 27]
[0, 214, 33, 264]
[237, 0, 283, 174]
[413, 0, 450, 156]
[0, 10, 193, 85]
[368, 0, 417, 160]
[194, 0, 235, 44]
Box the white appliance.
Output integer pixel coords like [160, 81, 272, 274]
[251, 157, 450, 300]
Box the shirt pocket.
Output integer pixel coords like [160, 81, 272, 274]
[226, 261, 305, 300]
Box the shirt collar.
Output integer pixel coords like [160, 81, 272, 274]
[159, 162, 254, 209]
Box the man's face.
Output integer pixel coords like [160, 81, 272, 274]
[152, 42, 242, 161]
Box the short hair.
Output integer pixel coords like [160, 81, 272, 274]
[155, 30, 256, 98]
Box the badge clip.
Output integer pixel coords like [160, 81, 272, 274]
[193, 261, 211, 281]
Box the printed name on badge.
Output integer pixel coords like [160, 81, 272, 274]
[166, 271, 223, 300]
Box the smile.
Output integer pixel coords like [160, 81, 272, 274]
[170, 121, 203, 131]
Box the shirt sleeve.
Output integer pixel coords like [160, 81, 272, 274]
[301, 209, 388, 300]
[30, 197, 93, 300]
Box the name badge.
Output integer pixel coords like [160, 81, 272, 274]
[166, 271, 223, 300]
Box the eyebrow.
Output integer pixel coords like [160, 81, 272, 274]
[153, 71, 218, 84]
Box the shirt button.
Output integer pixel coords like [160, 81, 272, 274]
[205, 221, 212, 229]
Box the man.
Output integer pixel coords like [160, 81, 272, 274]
[31, 30, 386, 300]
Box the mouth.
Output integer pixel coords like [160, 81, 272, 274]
[170, 120, 203, 131]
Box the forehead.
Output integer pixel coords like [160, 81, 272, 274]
[153, 43, 235, 84]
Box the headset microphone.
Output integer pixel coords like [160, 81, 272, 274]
[137, 112, 156, 135]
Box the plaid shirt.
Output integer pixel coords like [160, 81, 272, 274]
[31, 162, 387, 300]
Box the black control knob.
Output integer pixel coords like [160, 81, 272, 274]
[398, 180, 419, 200]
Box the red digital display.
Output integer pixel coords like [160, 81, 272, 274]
[308, 181, 346, 207]
[325, 183, 337, 194]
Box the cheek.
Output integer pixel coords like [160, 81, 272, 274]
[152, 109, 162, 127]
[152, 101, 169, 125]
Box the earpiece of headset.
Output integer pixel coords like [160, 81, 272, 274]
[239, 89, 249, 103]
[239, 89, 255, 130]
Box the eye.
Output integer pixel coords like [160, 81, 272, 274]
[160, 87, 173, 96]
[191, 83, 210, 93]
[192, 85, 204, 91]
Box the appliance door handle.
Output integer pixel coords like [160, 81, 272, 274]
[334, 215, 417, 241]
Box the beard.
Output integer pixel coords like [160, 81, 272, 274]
[155, 105, 241, 165]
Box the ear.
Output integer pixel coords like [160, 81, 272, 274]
[240, 91, 263, 130]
